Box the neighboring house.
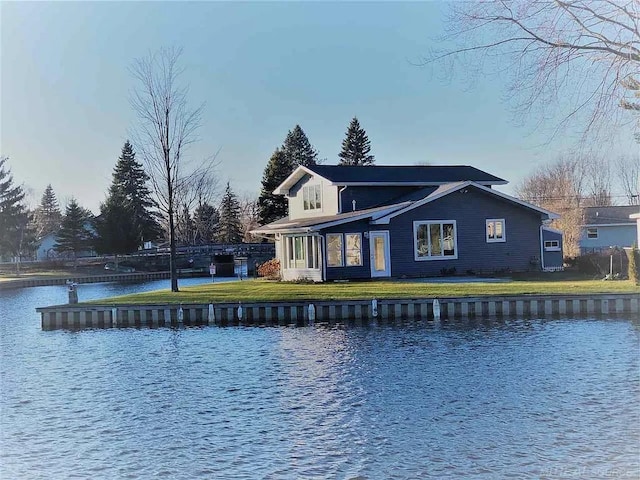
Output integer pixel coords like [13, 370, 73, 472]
[35, 222, 97, 261]
[252, 165, 562, 281]
[579, 205, 640, 254]
[35, 232, 59, 261]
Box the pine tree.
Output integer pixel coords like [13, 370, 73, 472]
[55, 199, 94, 264]
[94, 190, 138, 258]
[338, 117, 375, 166]
[216, 182, 243, 244]
[258, 148, 293, 225]
[282, 125, 318, 167]
[110, 141, 161, 243]
[33, 184, 62, 237]
[193, 203, 219, 244]
[95, 141, 161, 257]
[0, 156, 34, 264]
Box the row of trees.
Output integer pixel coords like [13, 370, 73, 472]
[517, 153, 639, 257]
[257, 117, 376, 225]
[0, 142, 255, 267]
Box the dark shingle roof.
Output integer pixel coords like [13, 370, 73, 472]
[584, 205, 640, 225]
[306, 165, 506, 185]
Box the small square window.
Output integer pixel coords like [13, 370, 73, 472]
[587, 228, 598, 239]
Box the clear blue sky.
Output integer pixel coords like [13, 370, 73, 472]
[1, 1, 637, 213]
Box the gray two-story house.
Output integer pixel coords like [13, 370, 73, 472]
[252, 165, 562, 281]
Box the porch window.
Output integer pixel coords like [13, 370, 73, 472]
[303, 185, 322, 210]
[414, 220, 457, 261]
[326, 233, 343, 267]
[345, 233, 362, 266]
[284, 235, 320, 269]
[486, 219, 506, 243]
[587, 227, 598, 239]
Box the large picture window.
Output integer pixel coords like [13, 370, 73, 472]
[303, 185, 322, 210]
[486, 219, 506, 243]
[413, 221, 457, 261]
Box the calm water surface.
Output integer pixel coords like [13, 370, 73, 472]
[1, 280, 639, 479]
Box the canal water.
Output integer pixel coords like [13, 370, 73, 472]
[1, 280, 639, 479]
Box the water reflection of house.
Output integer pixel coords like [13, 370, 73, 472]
[253, 165, 563, 281]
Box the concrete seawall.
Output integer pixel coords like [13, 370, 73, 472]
[36, 293, 639, 330]
[0, 272, 171, 290]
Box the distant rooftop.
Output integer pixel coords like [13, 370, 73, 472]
[583, 205, 640, 225]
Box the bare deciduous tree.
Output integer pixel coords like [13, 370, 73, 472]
[238, 193, 260, 243]
[583, 156, 613, 207]
[616, 154, 640, 205]
[130, 46, 203, 292]
[516, 155, 586, 257]
[427, 1, 640, 141]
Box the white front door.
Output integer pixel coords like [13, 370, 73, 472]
[369, 231, 391, 278]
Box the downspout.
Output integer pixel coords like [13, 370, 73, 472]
[539, 225, 546, 271]
[338, 186, 347, 214]
[320, 235, 326, 282]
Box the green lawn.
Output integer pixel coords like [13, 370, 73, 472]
[86, 278, 640, 305]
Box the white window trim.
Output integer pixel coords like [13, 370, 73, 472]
[283, 234, 321, 270]
[345, 233, 363, 267]
[544, 240, 561, 252]
[413, 220, 458, 261]
[586, 227, 598, 239]
[486, 218, 506, 243]
[302, 184, 322, 211]
[326, 233, 344, 267]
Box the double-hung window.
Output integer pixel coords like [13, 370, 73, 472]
[486, 219, 506, 243]
[414, 221, 457, 261]
[587, 227, 598, 239]
[303, 185, 322, 210]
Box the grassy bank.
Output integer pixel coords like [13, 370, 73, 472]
[86, 278, 640, 305]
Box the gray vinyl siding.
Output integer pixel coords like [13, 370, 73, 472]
[323, 220, 372, 281]
[542, 229, 563, 269]
[387, 188, 543, 277]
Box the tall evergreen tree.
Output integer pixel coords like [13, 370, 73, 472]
[94, 190, 138, 259]
[193, 203, 219, 244]
[33, 184, 62, 237]
[55, 199, 94, 264]
[110, 141, 161, 243]
[0, 157, 34, 266]
[282, 125, 318, 167]
[216, 182, 243, 244]
[95, 141, 161, 257]
[338, 117, 375, 166]
[258, 148, 293, 225]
